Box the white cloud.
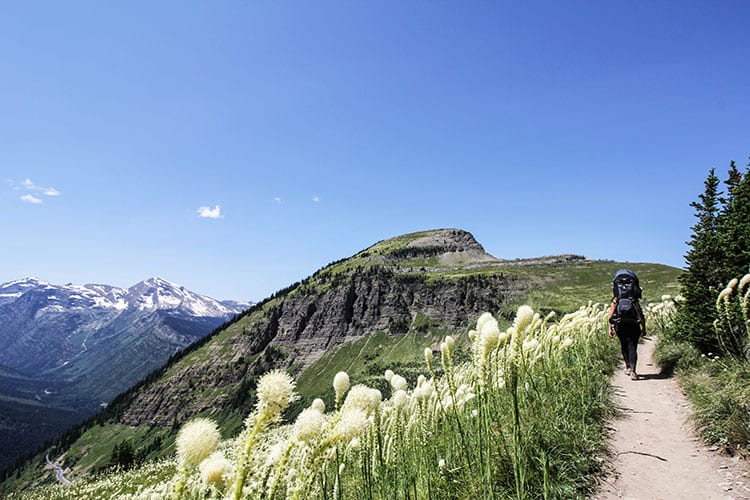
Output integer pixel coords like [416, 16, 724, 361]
[312, 196, 320, 203]
[273, 197, 282, 204]
[197, 205, 223, 219]
[21, 178, 61, 197]
[21, 194, 43, 204]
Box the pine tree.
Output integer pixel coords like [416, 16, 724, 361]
[718, 159, 750, 281]
[677, 168, 724, 352]
[723, 160, 742, 202]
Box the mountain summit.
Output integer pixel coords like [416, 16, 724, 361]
[348, 228, 498, 267]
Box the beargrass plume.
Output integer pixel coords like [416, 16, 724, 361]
[10, 302, 635, 499]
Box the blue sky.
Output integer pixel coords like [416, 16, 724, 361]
[2, 1, 749, 301]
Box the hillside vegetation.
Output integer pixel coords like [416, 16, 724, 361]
[0, 229, 682, 496]
[6, 299, 679, 499]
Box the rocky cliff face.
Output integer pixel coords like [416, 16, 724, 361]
[117, 229, 535, 425]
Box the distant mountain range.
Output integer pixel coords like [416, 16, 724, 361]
[0, 277, 251, 473]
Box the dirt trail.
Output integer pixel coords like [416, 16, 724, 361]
[595, 336, 749, 500]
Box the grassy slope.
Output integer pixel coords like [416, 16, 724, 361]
[511, 261, 682, 312]
[296, 260, 681, 407]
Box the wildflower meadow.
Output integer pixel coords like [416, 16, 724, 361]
[13, 300, 681, 499]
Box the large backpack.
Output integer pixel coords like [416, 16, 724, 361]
[611, 269, 642, 325]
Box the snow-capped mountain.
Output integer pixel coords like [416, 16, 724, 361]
[0, 276, 253, 471]
[0, 276, 248, 317]
[126, 277, 243, 316]
[0, 277, 251, 379]
[0, 276, 50, 306]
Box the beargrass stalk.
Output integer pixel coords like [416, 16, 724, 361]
[231, 370, 298, 500]
[435, 336, 475, 484]
[172, 418, 221, 499]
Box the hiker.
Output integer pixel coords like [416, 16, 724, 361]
[608, 269, 647, 380]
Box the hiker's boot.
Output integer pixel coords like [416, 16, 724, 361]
[630, 371, 638, 380]
[625, 367, 631, 375]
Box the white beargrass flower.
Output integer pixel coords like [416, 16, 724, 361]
[561, 338, 574, 349]
[256, 370, 299, 422]
[176, 418, 221, 468]
[414, 379, 434, 403]
[392, 389, 408, 408]
[445, 335, 455, 352]
[476, 312, 495, 331]
[440, 341, 450, 360]
[522, 338, 540, 355]
[334, 371, 350, 405]
[454, 383, 475, 406]
[508, 326, 522, 363]
[293, 407, 326, 443]
[390, 374, 408, 392]
[438, 458, 446, 470]
[199, 451, 231, 489]
[414, 386, 427, 403]
[424, 347, 434, 368]
[739, 273, 750, 291]
[514, 305, 534, 332]
[343, 384, 381, 414]
[480, 321, 500, 354]
[384, 369, 395, 383]
[311, 398, 326, 413]
[264, 440, 287, 469]
[717, 286, 733, 305]
[332, 408, 369, 444]
[370, 388, 382, 407]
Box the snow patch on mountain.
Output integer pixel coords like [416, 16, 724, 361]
[127, 277, 240, 317]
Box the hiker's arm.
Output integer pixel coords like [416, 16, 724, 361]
[608, 299, 617, 337]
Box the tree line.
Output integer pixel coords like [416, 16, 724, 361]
[678, 157, 750, 354]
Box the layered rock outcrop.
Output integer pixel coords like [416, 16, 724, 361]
[117, 229, 530, 425]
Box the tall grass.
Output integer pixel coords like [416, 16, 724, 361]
[12, 303, 619, 499]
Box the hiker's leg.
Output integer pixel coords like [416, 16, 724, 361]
[616, 329, 630, 369]
[627, 331, 639, 374]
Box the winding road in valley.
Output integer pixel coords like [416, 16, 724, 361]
[595, 336, 749, 499]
